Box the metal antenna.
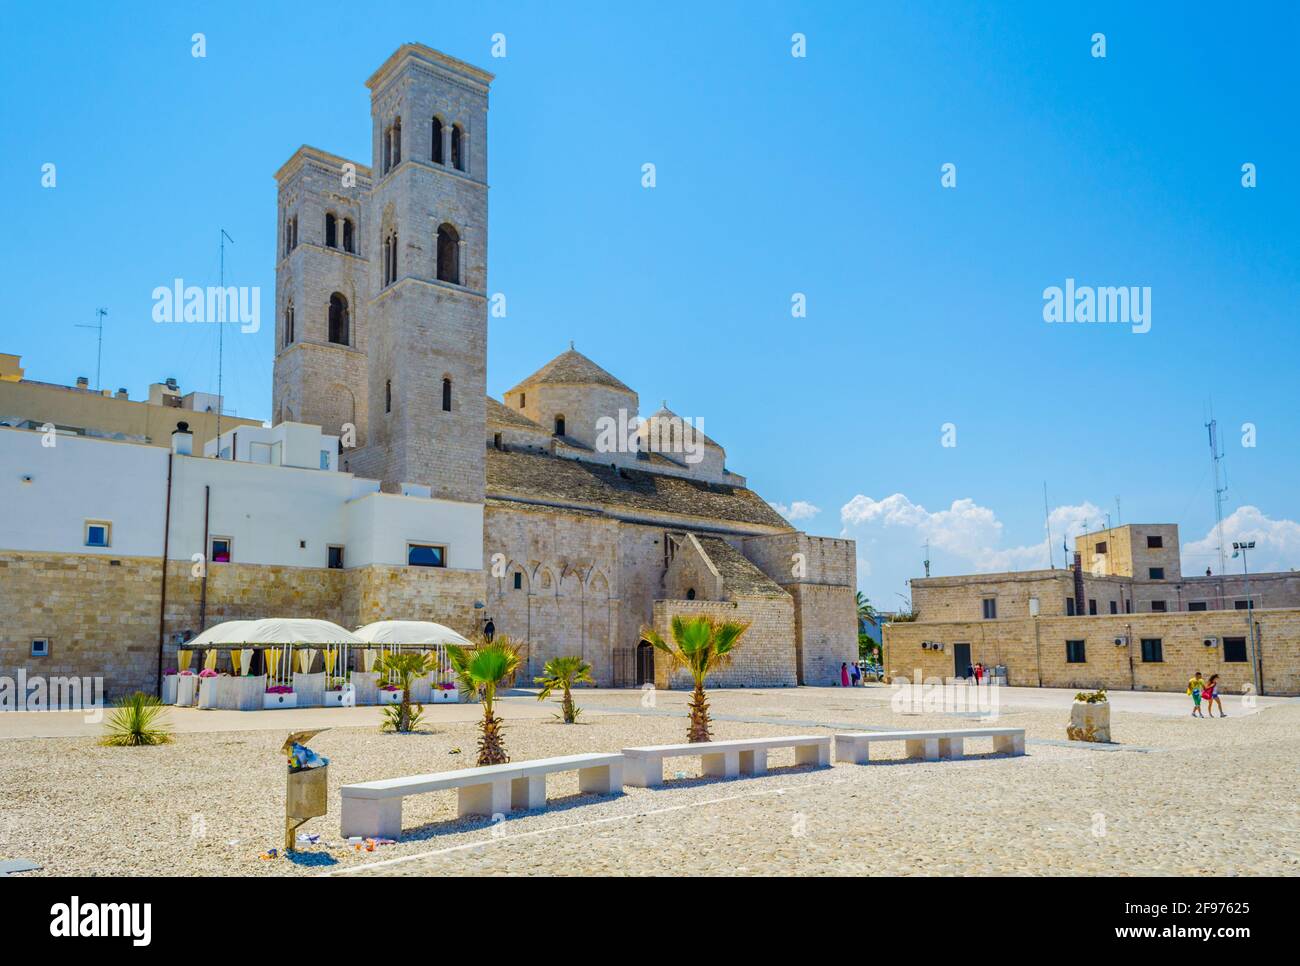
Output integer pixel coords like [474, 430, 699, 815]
[217, 229, 234, 454]
[1206, 414, 1227, 575]
[923, 540, 931, 578]
[75, 308, 108, 391]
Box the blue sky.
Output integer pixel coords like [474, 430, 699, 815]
[3, 1, 1297, 604]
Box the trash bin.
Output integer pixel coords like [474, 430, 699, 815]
[282, 729, 330, 850]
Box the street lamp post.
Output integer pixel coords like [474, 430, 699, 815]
[1231, 541, 1261, 696]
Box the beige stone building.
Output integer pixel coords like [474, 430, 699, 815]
[0, 44, 856, 696]
[884, 523, 1300, 694]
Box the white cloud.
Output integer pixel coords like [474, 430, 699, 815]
[839, 492, 1104, 601]
[769, 500, 821, 522]
[1182, 506, 1300, 574]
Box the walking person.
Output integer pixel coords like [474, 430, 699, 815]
[974, 662, 984, 685]
[966, 662, 975, 684]
[1187, 670, 1207, 718]
[850, 661, 862, 687]
[840, 662, 850, 688]
[1203, 674, 1226, 717]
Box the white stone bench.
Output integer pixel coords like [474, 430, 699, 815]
[834, 727, 1025, 764]
[622, 735, 831, 787]
[340, 752, 623, 838]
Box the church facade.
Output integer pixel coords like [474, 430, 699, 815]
[0, 44, 856, 695]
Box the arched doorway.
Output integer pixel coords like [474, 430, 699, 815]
[636, 640, 655, 686]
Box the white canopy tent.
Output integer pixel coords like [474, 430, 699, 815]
[354, 620, 472, 648]
[187, 618, 363, 647]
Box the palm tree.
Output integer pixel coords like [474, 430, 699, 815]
[855, 591, 878, 624]
[373, 650, 436, 733]
[640, 615, 749, 743]
[534, 655, 593, 723]
[447, 638, 522, 765]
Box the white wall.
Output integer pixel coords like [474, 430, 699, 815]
[0, 426, 484, 571]
[0, 427, 167, 557]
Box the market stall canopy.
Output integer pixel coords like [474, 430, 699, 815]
[187, 618, 363, 647]
[354, 620, 473, 647]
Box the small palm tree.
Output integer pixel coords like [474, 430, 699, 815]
[447, 638, 521, 765]
[534, 655, 593, 723]
[101, 692, 173, 747]
[856, 591, 878, 624]
[641, 615, 749, 743]
[374, 650, 436, 733]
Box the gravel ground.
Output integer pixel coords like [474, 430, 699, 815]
[2, 689, 1296, 876]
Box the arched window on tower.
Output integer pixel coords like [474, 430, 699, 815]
[385, 379, 392, 414]
[436, 223, 459, 284]
[431, 117, 444, 164]
[325, 213, 337, 249]
[342, 218, 354, 253]
[284, 301, 294, 346]
[441, 377, 452, 412]
[554, 415, 566, 437]
[451, 124, 465, 171]
[383, 231, 398, 286]
[392, 117, 402, 166]
[327, 293, 350, 345]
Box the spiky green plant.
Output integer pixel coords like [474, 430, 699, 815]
[373, 650, 436, 733]
[534, 655, 593, 724]
[641, 615, 749, 743]
[447, 638, 522, 765]
[101, 691, 173, 747]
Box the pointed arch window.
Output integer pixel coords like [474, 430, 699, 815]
[328, 293, 350, 345]
[431, 117, 444, 164]
[441, 376, 452, 412]
[392, 117, 401, 166]
[436, 223, 460, 284]
[385, 379, 392, 414]
[554, 415, 566, 437]
[342, 218, 354, 253]
[284, 301, 295, 346]
[382, 231, 399, 286]
[325, 213, 337, 248]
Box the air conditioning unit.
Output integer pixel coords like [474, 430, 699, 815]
[1203, 637, 1218, 648]
[1113, 637, 1127, 647]
[920, 642, 931, 650]
[933, 642, 945, 652]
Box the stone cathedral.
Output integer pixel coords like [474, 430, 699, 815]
[271, 44, 856, 688]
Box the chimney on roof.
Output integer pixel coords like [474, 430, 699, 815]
[115, 388, 128, 399]
[171, 420, 193, 456]
[75, 376, 89, 390]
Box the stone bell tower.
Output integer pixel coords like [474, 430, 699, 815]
[356, 44, 491, 502]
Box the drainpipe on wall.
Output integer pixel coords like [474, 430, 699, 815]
[155, 451, 174, 695]
[198, 484, 210, 631]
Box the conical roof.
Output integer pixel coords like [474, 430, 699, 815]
[507, 347, 634, 395]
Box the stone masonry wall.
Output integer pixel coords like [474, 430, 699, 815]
[652, 597, 797, 689]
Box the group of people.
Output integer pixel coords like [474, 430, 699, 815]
[840, 661, 862, 687]
[1187, 671, 1226, 717]
[965, 662, 989, 684]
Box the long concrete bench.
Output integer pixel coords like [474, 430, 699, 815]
[622, 735, 831, 787]
[834, 727, 1025, 764]
[340, 752, 623, 838]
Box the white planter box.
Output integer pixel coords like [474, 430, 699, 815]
[264, 692, 298, 710]
[174, 675, 198, 707]
[161, 676, 178, 705]
[378, 689, 403, 705]
[325, 685, 355, 707]
[430, 689, 460, 704]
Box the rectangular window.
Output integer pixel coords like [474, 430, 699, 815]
[84, 520, 111, 547]
[1234, 599, 1250, 611]
[1109, 600, 1118, 614]
[1222, 637, 1248, 663]
[1066, 598, 1076, 616]
[1066, 640, 1086, 664]
[31, 638, 50, 658]
[1188, 601, 1207, 612]
[1150, 600, 1167, 612]
[1088, 599, 1097, 615]
[210, 537, 232, 563]
[1095, 541, 1107, 554]
[513, 571, 522, 590]
[1149, 567, 1165, 580]
[981, 598, 997, 619]
[407, 543, 446, 568]
[327, 545, 344, 569]
[1125, 599, 1132, 614]
[1147, 535, 1163, 548]
[1140, 638, 1163, 662]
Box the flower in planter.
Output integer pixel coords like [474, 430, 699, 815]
[266, 685, 294, 695]
[379, 684, 402, 692]
[179, 670, 195, 676]
[198, 669, 219, 679]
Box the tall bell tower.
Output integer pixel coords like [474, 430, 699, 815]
[357, 44, 491, 502]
